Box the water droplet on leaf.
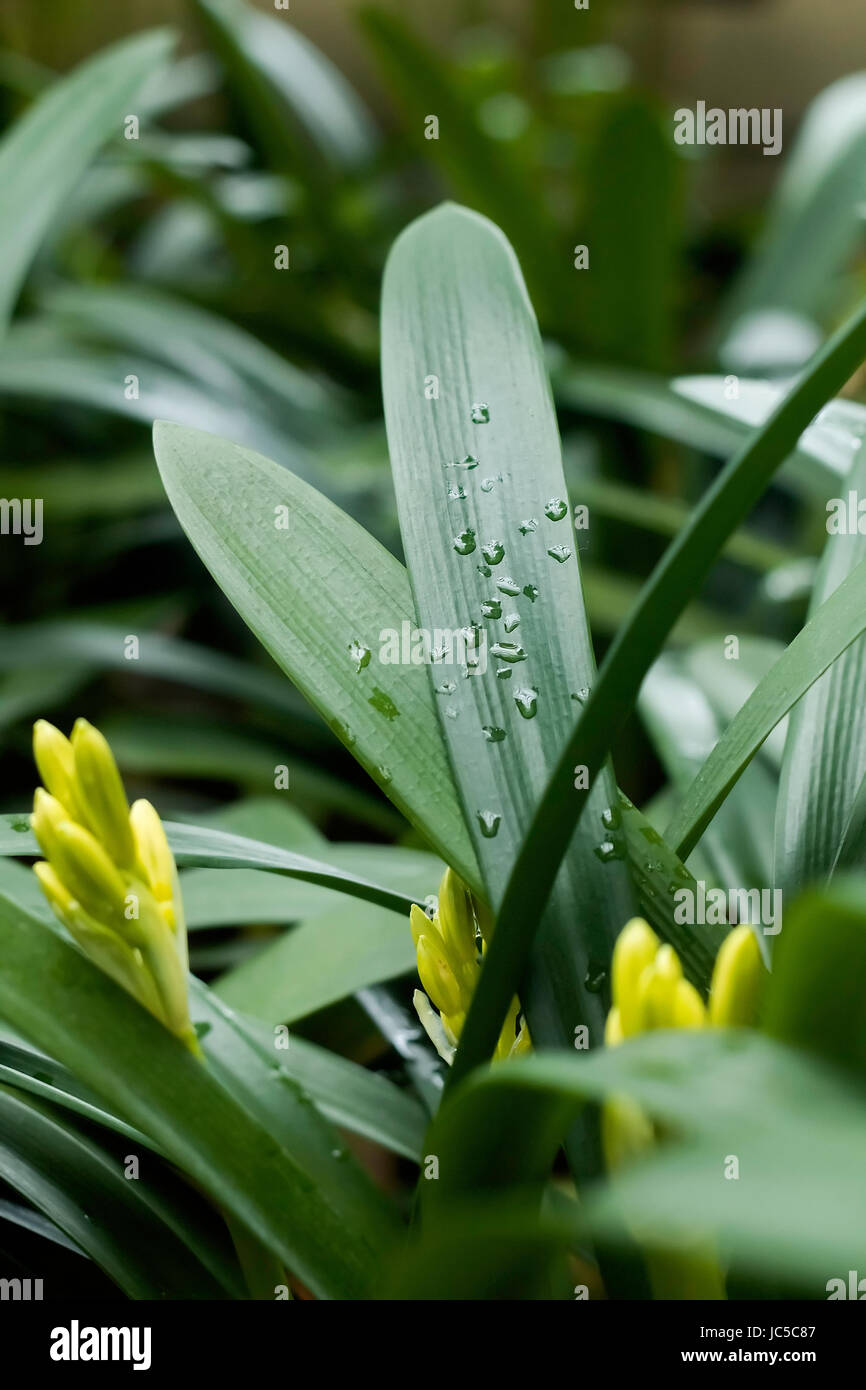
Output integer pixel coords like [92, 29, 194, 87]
[548, 544, 572, 563]
[348, 640, 371, 673]
[481, 540, 505, 566]
[470, 402, 490, 424]
[513, 687, 538, 718]
[453, 527, 476, 555]
[477, 809, 502, 838]
[544, 498, 568, 521]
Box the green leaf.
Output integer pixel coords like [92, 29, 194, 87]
[0, 29, 174, 331]
[360, 9, 562, 324]
[153, 420, 481, 892]
[0, 812, 420, 917]
[667, 553, 866, 862]
[195, 0, 377, 172]
[381, 203, 635, 1059]
[450, 288, 866, 1085]
[775, 445, 866, 895]
[0, 1085, 243, 1298]
[0, 891, 399, 1298]
[717, 74, 866, 369]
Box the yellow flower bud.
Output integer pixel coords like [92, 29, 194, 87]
[612, 917, 659, 1036]
[32, 790, 126, 922]
[71, 718, 135, 869]
[673, 978, 707, 1029]
[436, 868, 478, 971]
[130, 798, 182, 935]
[709, 925, 766, 1027]
[32, 721, 87, 824]
[638, 944, 682, 1031]
[416, 933, 465, 1017]
[409, 901, 429, 948]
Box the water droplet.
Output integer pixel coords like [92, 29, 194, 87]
[453, 527, 476, 555]
[496, 576, 521, 596]
[571, 686, 590, 703]
[584, 964, 607, 993]
[477, 809, 502, 838]
[9, 816, 30, 833]
[504, 612, 520, 632]
[424, 894, 438, 916]
[544, 498, 568, 522]
[378, 764, 393, 783]
[444, 454, 478, 470]
[430, 644, 448, 663]
[594, 840, 624, 863]
[482, 725, 506, 743]
[480, 474, 506, 493]
[548, 544, 572, 563]
[481, 539, 505, 566]
[470, 402, 490, 424]
[519, 518, 538, 536]
[447, 483, 467, 501]
[477, 563, 492, 578]
[445, 706, 459, 719]
[522, 584, 538, 602]
[332, 719, 356, 746]
[436, 680, 456, 695]
[368, 688, 400, 720]
[194, 1020, 213, 1039]
[601, 805, 622, 832]
[490, 642, 527, 663]
[513, 687, 538, 719]
[496, 667, 512, 680]
[481, 598, 502, 619]
[348, 640, 371, 673]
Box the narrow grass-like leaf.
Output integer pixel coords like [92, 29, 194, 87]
[0, 29, 173, 331]
[0, 893, 399, 1298]
[450, 291, 866, 1086]
[153, 421, 481, 892]
[775, 446, 866, 894]
[382, 203, 635, 1057]
[668, 553, 866, 862]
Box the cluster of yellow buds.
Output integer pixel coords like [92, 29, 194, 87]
[606, 916, 766, 1047]
[410, 868, 530, 1065]
[31, 718, 200, 1056]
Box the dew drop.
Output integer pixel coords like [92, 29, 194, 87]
[477, 809, 502, 838]
[444, 453, 478, 470]
[481, 598, 502, 619]
[10, 816, 31, 833]
[477, 563, 492, 578]
[584, 964, 607, 993]
[348, 640, 371, 673]
[571, 686, 590, 704]
[495, 576, 521, 596]
[444, 706, 460, 719]
[504, 612, 520, 633]
[453, 527, 476, 556]
[436, 680, 456, 695]
[496, 667, 512, 680]
[368, 688, 400, 720]
[481, 539, 505, 566]
[601, 805, 622, 832]
[490, 641, 527, 663]
[519, 518, 538, 536]
[430, 644, 448, 663]
[544, 498, 568, 522]
[480, 474, 505, 493]
[548, 544, 572, 564]
[513, 687, 538, 719]
[522, 583, 538, 602]
[378, 764, 393, 783]
[594, 840, 624, 863]
[447, 483, 467, 501]
[482, 725, 506, 743]
[470, 402, 490, 424]
[423, 894, 438, 917]
[332, 719, 356, 746]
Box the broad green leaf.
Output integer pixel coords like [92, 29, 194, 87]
[451, 289, 866, 1085]
[153, 420, 481, 892]
[381, 203, 635, 1058]
[0, 1085, 243, 1297]
[0, 813, 420, 918]
[40, 282, 341, 440]
[775, 446, 866, 894]
[0, 29, 173, 331]
[0, 892, 399, 1298]
[717, 74, 866, 369]
[0, 330, 312, 473]
[668, 553, 866, 862]
[237, 1017, 426, 1162]
[196, 0, 377, 171]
